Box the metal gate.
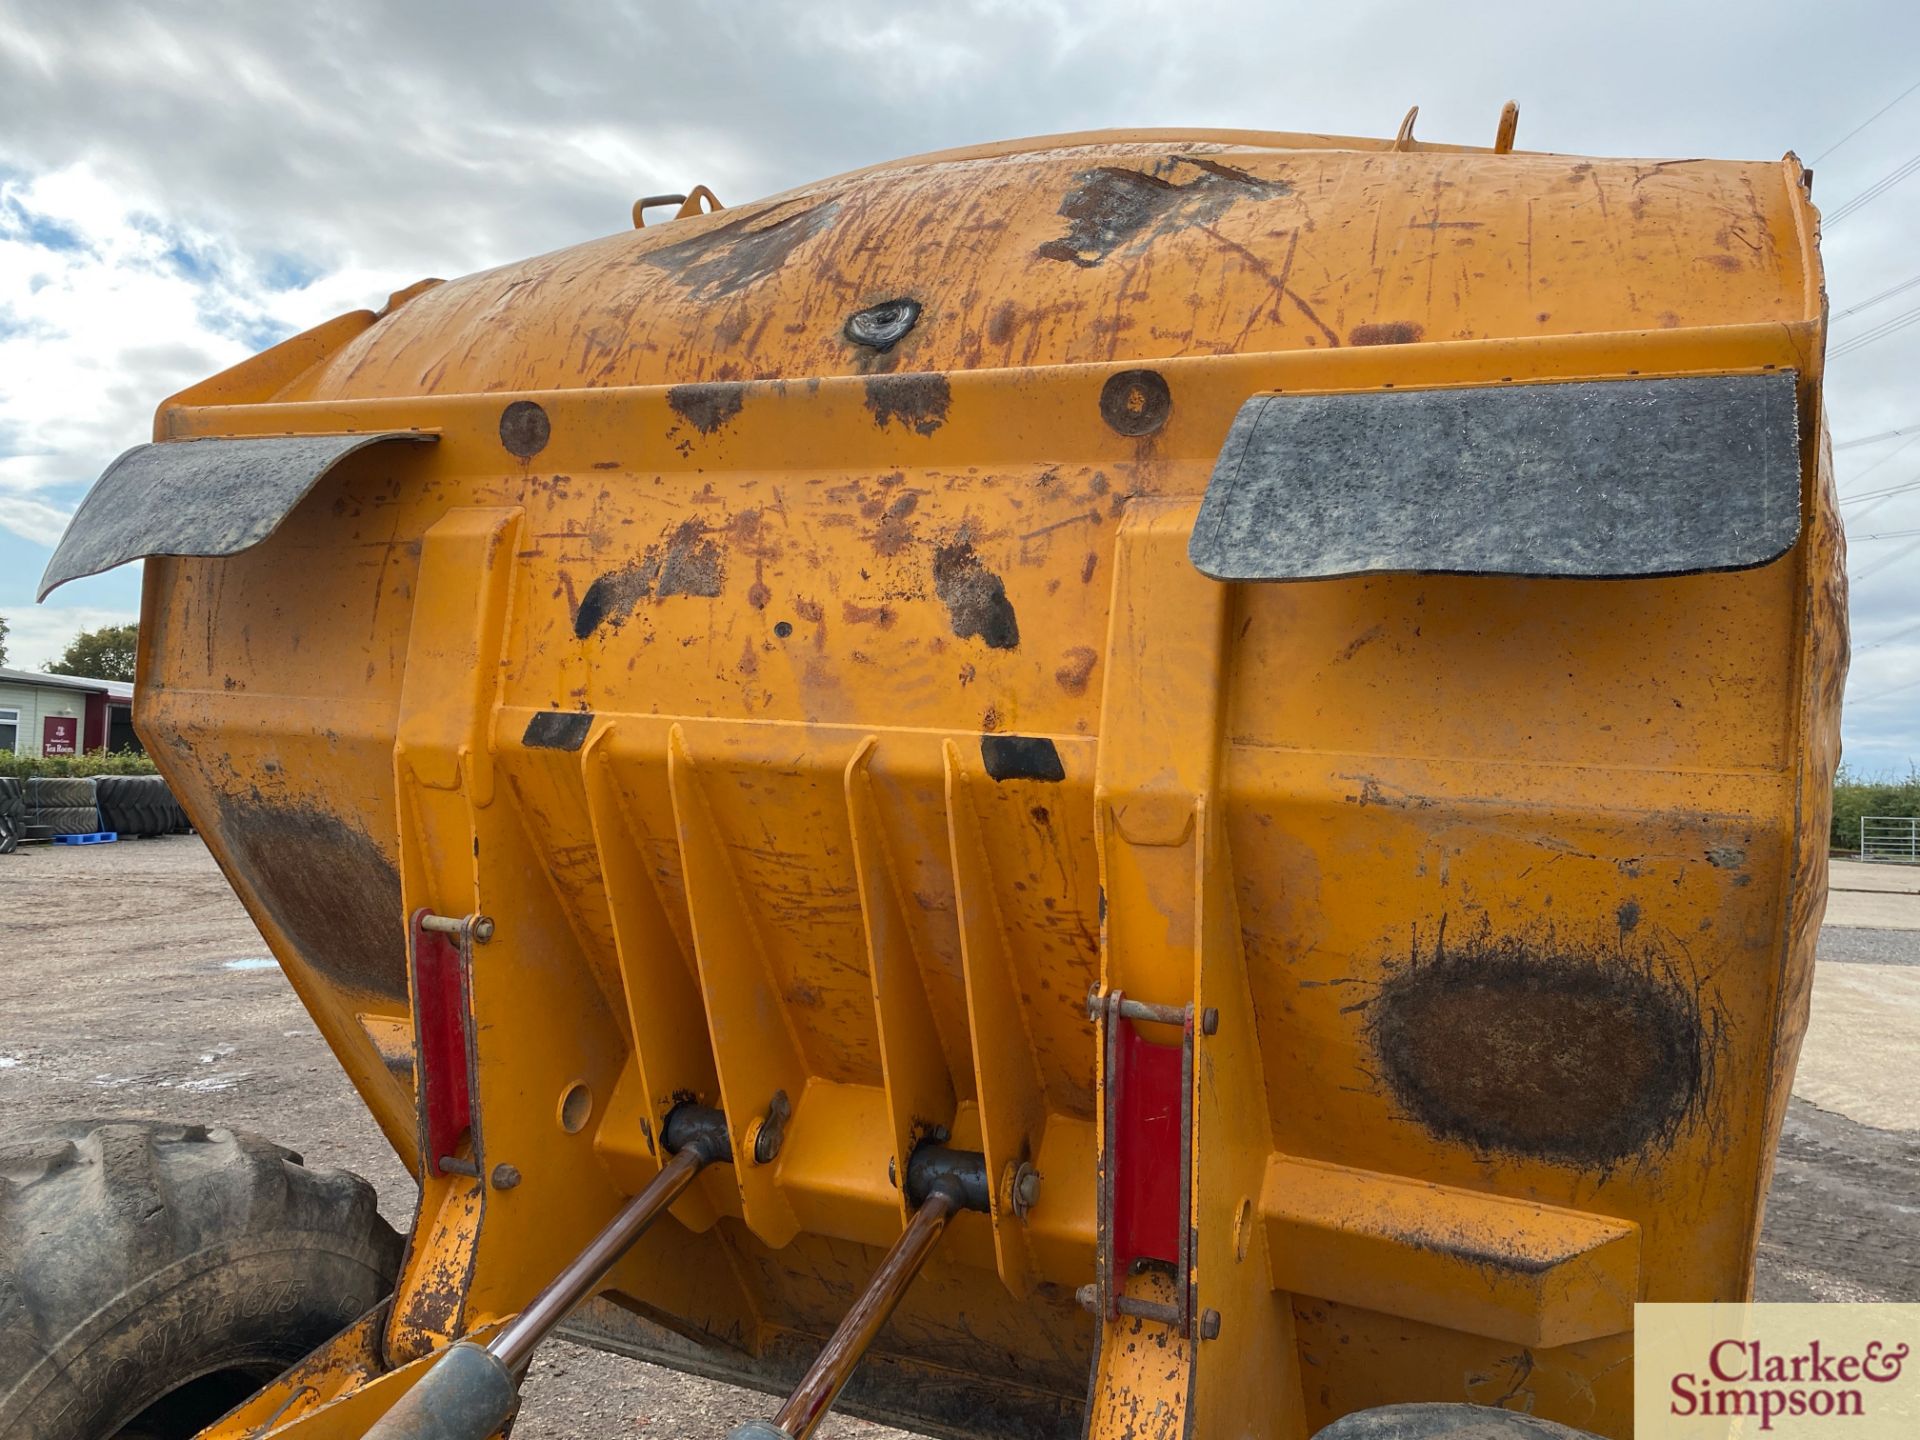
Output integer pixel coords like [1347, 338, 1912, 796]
[1859, 815, 1920, 863]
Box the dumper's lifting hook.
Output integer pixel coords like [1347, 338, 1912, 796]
[730, 1145, 995, 1440]
[361, 1103, 732, 1440]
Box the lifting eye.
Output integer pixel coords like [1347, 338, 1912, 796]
[844, 298, 921, 352]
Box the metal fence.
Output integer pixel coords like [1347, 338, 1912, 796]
[1859, 815, 1920, 863]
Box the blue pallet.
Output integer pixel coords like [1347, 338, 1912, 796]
[53, 831, 118, 846]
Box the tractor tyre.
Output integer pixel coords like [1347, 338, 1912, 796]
[0, 1120, 401, 1440]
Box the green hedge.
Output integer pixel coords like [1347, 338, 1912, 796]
[1831, 764, 1920, 853]
[0, 749, 159, 779]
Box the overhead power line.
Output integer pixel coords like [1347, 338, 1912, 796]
[1837, 425, 1920, 450]
[1834, 271, 1920, 321]
[1842, 475, 1920, 505]
[1850, 670, 1920, 705]
[1847, 431, 1920, 483]
[1859, 618, 1920, 652]
[1825, 149, 1920, 227]
[1851, 533, 1920, 582]
[1830, 300, 1920, 358]
[1813, 76, 1920, 165]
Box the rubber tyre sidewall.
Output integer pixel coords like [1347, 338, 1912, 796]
[1, 1234, 385, 1440]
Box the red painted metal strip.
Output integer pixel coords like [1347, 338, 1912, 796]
[410, 908, 472, 1176]
[1111, 1017, 1182, 1273]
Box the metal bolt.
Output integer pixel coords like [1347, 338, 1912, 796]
[420, 912, 494, 944]
[437, 1155, 479, 1178]
[1199, 1308, 1222, 1340]
[1010, 1162, 1042, 1217]
[491, 1163, 522, 1190]
[1200, 1007, 1219, 1036]
[751, 1090, 790, 1165]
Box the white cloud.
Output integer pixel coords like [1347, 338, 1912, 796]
[0, 0, 1917, 768]
[4, 599, 140, 673]
[0, 485, 71, 546]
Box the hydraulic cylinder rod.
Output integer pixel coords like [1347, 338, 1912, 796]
[487, 1142, 705, 1371]
[362, 1104, 731, 1440]
[730, 1146, 993, 1440]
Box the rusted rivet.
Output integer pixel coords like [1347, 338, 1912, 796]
[491, 1163, 522, 1191]
[499, 399, 551, 460]
[1099, 369, 1171, 437]
[471, 916, 496, 944]
[1200, 1007, 1219, 1035]
[1199, 1308, 1222, 1340]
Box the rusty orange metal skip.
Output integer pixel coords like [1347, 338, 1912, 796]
[31, 110, 1845, 1440]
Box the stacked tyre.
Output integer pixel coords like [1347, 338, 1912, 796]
[25, 777, 98, 837]
[95, 775, 191, 837]
[0, 777, 22, 854]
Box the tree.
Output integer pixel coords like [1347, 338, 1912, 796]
[0, 613, 9, 667]
[46, 623, 139, 683]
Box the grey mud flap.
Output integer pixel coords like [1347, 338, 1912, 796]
[1189, 372, 1801, 582]
[38, 432, 435, 599]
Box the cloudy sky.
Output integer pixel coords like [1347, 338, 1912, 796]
[3, 1, 1917, 773]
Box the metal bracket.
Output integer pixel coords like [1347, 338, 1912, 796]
[1086, 988, 1198, 1337]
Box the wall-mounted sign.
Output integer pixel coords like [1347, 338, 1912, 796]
[42, 715, 78, 757]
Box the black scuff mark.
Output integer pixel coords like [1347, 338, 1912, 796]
[640, 199, 840, 300]
[668, 383, 746, 435]
[524, 711, 595, 752]
[981, 735, 1065, 783]
[864, 373, 951, 436]
[1362, 915, 1722, 1173]
[213, 793, 407, 1000]
[656, 519, 724, 598]
[574, 562, 658, 638]
[1348, 320, 1426, 346]
[1036, 156, 1292, 268]
[574, 520, 725, 638]
[932, 540, 1018, 649]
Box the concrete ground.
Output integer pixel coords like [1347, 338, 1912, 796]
[2, 839, 1917, 1430]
